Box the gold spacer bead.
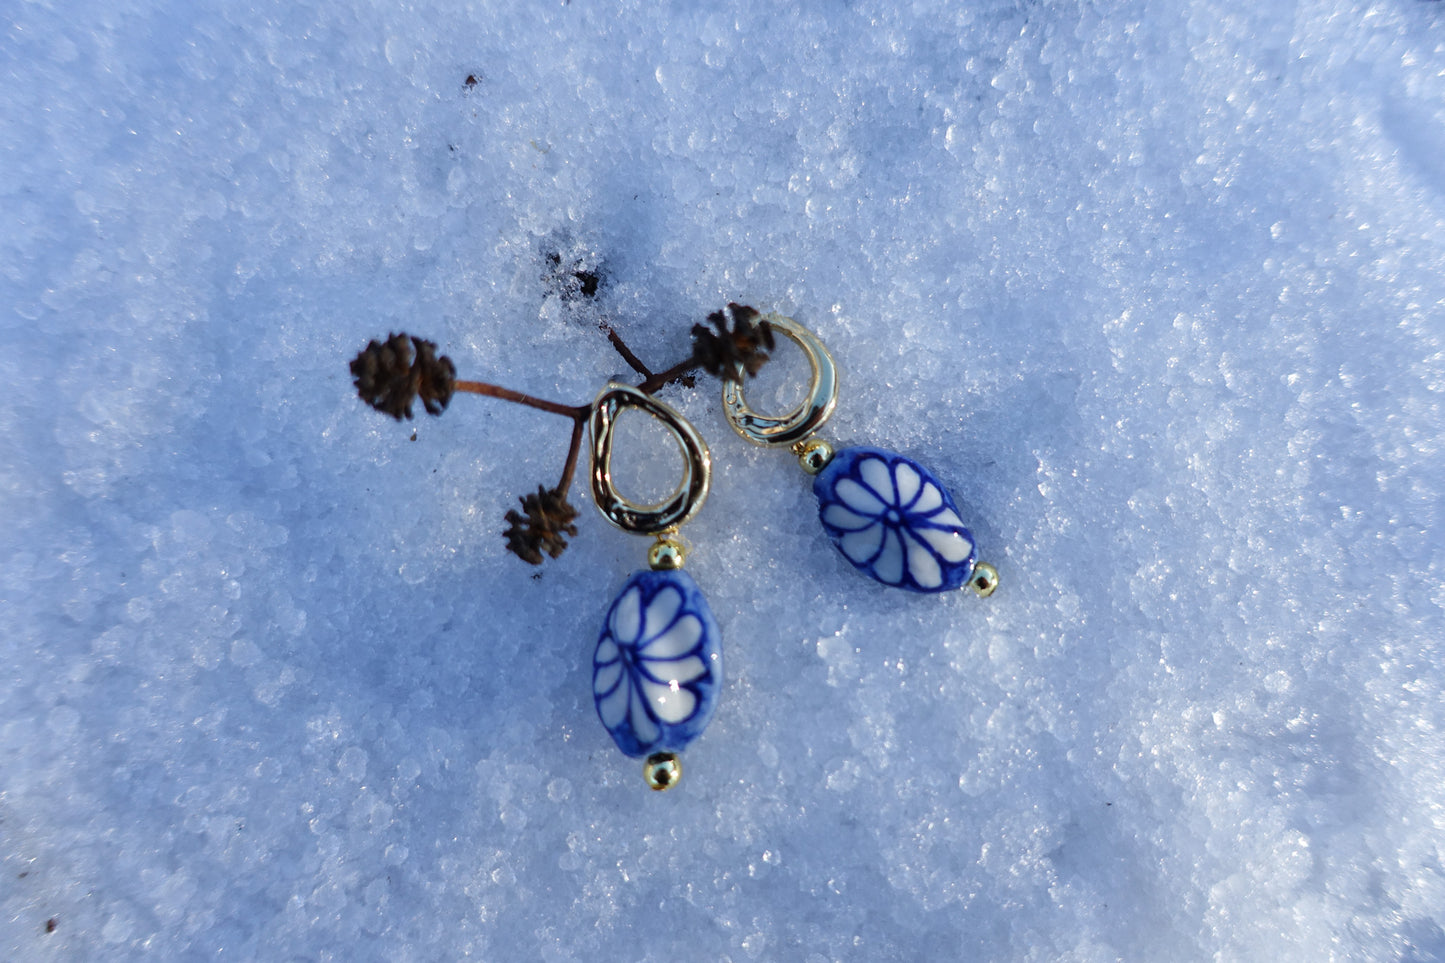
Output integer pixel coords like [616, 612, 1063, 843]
[643, 751, 682, 791]
[793, 437, 836, 475]
[648, 538, 686, 571]
[969, 561, 999, 598]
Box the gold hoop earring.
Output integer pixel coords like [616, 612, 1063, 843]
[722, 316, 997, 598]
[587, 383, 722, 790]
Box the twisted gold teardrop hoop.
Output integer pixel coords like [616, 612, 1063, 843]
[588, 382, 712, 536]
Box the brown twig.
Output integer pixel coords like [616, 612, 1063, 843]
[558, 416, 588, 493]
[638, 359, 700, 393]
[352, 309, 767, 565]
[600, 321, 653, 380]
[454, 343, 700, 504]
[453, 380, 588, 420]
[451, 379, 593, 501]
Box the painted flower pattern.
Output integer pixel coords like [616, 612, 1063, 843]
[593, 569, 721, 758]
[813, 447, 977, 593]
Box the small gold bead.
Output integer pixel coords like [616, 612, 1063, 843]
[643, 751, 682, 791]
[648, 538, 686, 571]
[969, 561, 999, 598]
[793, 437, 835, 475]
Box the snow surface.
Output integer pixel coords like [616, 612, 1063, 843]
[3, 0, 1445, 959]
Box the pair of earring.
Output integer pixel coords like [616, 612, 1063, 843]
[586, 314, 999, 790]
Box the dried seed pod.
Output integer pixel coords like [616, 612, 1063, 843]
[503, 485, 581, 564]
[690, 303, 775, 382]
[350, 333, 455, 420]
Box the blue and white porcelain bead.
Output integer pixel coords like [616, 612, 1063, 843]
[593, 568, 722, 758]
[812, 446, 978, 593]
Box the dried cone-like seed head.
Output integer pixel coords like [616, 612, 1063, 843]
[350, 332, 456, 420]
[503, 485, 581, 565]
[411, 338, 456, 416]
[690, 303, 775, 383]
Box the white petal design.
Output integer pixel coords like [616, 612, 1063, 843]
[873, 529, 905, 584]
[595, 638, 620, 666]
[593, 569, 722, 757]
[597, 678, 629, 727]
[642, 586, 683, 642]
[909, 482, 943, 515]
[859, 457, 897, 505]
[629, 689, 659, 744]
[822, 503, 878, 532]
[642, 677, 697, 724]
[913, 482, 947, 514]
[930, 508, 965, 529]
[894, 461, 921, 507]
[840, 521, 885, 565]
[814, 448, 980, 594]
[645, 654, 707, 686]
[835, 478, 885, 514]
[916, 525, 973, 563]
[903, 530, 943, 590]
[593, 658, 623, 696]
[612, 586, 642, 643]
[639, 613, 702, 660]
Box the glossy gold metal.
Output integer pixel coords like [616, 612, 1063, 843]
[643, 751, 682, 790]
[589, 383, 712, 536]
[793, 437, 836, 475]
[648, 537, 687, 571]
[722, 314, 839, 448]
[968, 561, 999, 598]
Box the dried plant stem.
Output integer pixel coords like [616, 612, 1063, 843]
[352, 307, 772, 565]
[453, 349, 696, 497]
[596, 319, 699, 391]
[600, 322, 652, 379]
[452, 379, 593, 496]
[454, 329, 699, 512]
[453, 380, 588, 420]
[558, 417, 588, 494]
[638, 359, 699, 393]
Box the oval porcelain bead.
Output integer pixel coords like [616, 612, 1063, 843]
[812, 446, 978, 593]
[593, 568, 722, 758]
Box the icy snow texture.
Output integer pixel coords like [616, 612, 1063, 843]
[3, 0, 1444, 960]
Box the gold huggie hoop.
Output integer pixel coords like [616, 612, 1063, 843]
[589, 382, 712, 536]
[721, 314, 840, 448]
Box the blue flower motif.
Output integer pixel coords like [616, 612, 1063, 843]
[593, 569, 722, 758]
[812, 447, 977, 593]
